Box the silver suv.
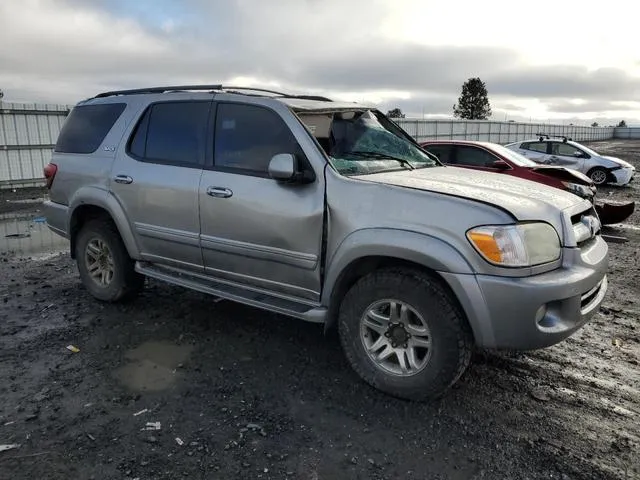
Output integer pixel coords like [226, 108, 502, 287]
[43, 85, 609, 400]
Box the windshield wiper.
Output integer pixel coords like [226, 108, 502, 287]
[345, 150, 415, 170]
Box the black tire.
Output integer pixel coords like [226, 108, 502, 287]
[588, 167, 609, 185]
[338, 269, 473, 401]
[75, 218, 144, 302]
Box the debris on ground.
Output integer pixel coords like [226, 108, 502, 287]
[0, 444, 20, 453]
[133, 409, 148, 417]
[175, 437, 184, 446]
[602, 234, 629, 244]
[529, 388, 551, 402]
[141, 422, 161, 431]
[65, 345, 80, 353]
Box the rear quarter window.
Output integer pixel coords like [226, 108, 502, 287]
[55, 103, 126, 154]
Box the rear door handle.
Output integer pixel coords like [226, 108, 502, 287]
[206, 186, 233, 198]
[114, 175, 133, 184]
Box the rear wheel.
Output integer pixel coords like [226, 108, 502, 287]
[75, 218, 144, 302]
[338, 269, 473, 401]
[588, 167, 609, 185]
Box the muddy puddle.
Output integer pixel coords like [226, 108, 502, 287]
[115, 340, 193, 392]
[0, 214, 68, 257]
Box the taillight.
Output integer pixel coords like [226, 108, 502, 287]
[44, 163, 58, 189]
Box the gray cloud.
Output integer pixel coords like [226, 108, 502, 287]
[0, 0, 638, 124]
[486, 66, 640, 101]
[379, 94, 456, 117]
[542, 100, 640, 113]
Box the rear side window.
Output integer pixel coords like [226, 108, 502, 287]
[128, 101, 210, 166]
[214, 103, 301, 175]
[522, 141, 548, 153]
[55, 103, 126, 154]
[422, 144, 453, 164]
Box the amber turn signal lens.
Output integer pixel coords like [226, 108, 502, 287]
[467, 231, 502, 263]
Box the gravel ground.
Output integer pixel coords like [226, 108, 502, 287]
[0, 140, 638, 479]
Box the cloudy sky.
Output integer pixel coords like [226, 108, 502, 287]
[1, 0, 639, 124]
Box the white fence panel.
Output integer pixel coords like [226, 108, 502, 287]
[0, 102, 71, 188]
[614, 127, 640, 139]
[0, 101, 619, 188]
[395, 119, 615, 145]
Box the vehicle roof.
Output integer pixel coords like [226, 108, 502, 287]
[420, 139, 500, 149]
[79, 85, 375, 112]
[514, 137, 581, 145]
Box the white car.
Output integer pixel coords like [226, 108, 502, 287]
[506, 135, 635, 186]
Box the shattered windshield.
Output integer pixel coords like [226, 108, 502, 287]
[324, 110, 438, 175]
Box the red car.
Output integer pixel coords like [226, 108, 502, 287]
[419, 140, 634, 225]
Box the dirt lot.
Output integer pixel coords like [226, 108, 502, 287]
[0, 140, 638, 480]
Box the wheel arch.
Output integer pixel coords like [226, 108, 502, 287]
[322, 229, 474, 334]
[68, 189, 139, 259]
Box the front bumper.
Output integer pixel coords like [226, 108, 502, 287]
[610, 167, 635, 186]
[441, 236, 608, 350]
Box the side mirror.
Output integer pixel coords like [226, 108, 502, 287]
[490, 160, 510, 170]
[268, 153, 298, 182]
[573, 151, 583, 158]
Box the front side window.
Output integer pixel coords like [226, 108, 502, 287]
[214, 103, 303, 175]
[128, 101, 210, 166]
[455, 146, 498, 167]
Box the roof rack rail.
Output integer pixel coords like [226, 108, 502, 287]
[94, 85, 333, 102]
[535, 133, 572, 142]
[94, 85, 223, 98]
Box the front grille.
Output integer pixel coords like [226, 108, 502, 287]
[571, 207, 601, 247]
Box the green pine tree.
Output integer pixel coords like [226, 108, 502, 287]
[453, 78, 492, 120]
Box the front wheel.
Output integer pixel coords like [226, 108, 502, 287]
[75, 218, 144, 302]
[588, 167, 609, 185]
[338, 269, 473, 401]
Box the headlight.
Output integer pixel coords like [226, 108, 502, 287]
[562, 181, 594, 199]
[466, 223, 561, 267]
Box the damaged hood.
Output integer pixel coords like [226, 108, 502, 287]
[363, 166, 588, 221]
[530, 165, 593, 185]
[601, 156, 634, 169]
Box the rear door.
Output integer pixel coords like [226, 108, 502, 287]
[198, 101, 325, 302]
[518, 141, 550, 163]
[110, 100, 211, 271]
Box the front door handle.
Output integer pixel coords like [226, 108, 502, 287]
[206, 186, 233, 198]
[114, 175, 133, 184]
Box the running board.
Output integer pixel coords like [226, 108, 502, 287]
[135, 262, 327, 324]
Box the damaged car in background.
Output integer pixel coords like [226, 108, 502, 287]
[421, 139, 635, 226]
[506, 134, 636, 186]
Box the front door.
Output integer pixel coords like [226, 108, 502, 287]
[547, 142, 586, 171]
[110, 100, 211, 271]
[452, 145, 509, 173]
[199, 101, 325, 302]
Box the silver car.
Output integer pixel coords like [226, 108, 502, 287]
[506, 135, 635, 186]
[43, 86, 609, 400]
